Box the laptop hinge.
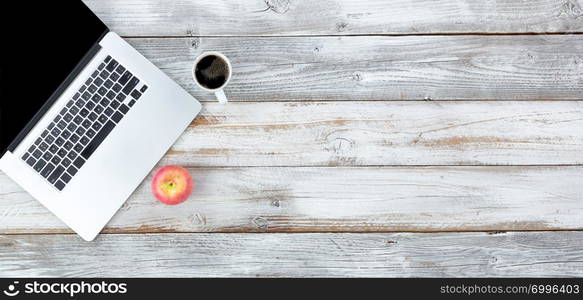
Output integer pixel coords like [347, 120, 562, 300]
[6, 29, 109, 154]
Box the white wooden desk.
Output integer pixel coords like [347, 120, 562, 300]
[1, 0, 583, 277]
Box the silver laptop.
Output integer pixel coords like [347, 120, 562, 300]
[0, 2, 201, 240]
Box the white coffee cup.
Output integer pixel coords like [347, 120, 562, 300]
[192, 51, 231, 104]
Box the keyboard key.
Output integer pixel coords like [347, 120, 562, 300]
[92, 122, 102, 131]
[88, 84, 98, 93]
[57, 120, 67, 129]
[54, 115, 62, 123]
[105, 55, 112, 63]
[81, 120, 91, 130]
[47, 122, 55, 130]
[40, 163, 55, 178]
[22, 152, 30, 161]
[32, 149, 42, 159]
[57, 149, 68, 158]
[81, 92, 91, 100]
[51, 128, 61, 137]
[34, 137, 42, 145]
[98, 87, 107, 96]
[119, 104, 129, 114]
[39, 142, 49, 151]
[27, 145, 36, 153]
[95, 105, 104, 114]
[60, 107, 68, 115]
[118, 71, 132, 85]
[76, 99, 86, 108]
[41, 130, 49, 138]
[101, 98, 111, 107]
[111, 111, 123, 123]
[54, 180, 66, 191]
[64, 141, 73, 151]
[80, 136, 90, 145]
[81, 120, 115, 160]
[61, 173, 72, 184]
[99, 70, 110, 79]
[66, 99, 75, 108]
[122, 77, 140, 95]
[79, 85, 87, 93]
[91, 70, 99, 78]
[111, 100, 120, 109]
[93, 77, 104, 86]
[49, 144, 58, 153]
[70, 106, 80, 115]
[61, 130, 71, 139]
[73, 93, 80, 100]
[86, 129, 96, 138]
[106, 59, 118, 72]
[88, 112, 97, 121]
[67, 151, 77, 160]
[116, 93, 126, 102]
[140, 85, 148, 93]
[43, 152, 52, 161]
[51, 156, 61, 166]
[85, 78, 93, 86]
[98, 115, 108, 123]
[67, 123, 77, 132]
[130, 90, 142, 100]
[55, 137, 64, 147]
[86, 101, 95, 110]
[115, 64, 126, 75]
[104, 107, 114, 117]
[106, 90, 116, 99]
[104, 79, 113, 89]
[33, 159, 47, 172]
[112, 83, 122, 93]
[26, 157, 37, 167]
[67, 165, 78, 176]
[110, 72, 120, 82]
[80, 109, 89, 117]
[63, 113, 73, 122]
[45, 135, 55, 144]
[128, 100, 136, 107]
[92, 94, 102, 103]
[62, 158, 72, 167]
[98, 63, 106, 70]
[76, 126, 86, 136]
[48, 166, 65, 184]
[73, 157, 85, 168]
[74, 143, 84, 153]
[70, 134, 80, 143]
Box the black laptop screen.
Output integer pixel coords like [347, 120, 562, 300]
[0, 1, 107, 155]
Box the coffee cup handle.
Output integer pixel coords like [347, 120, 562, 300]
[215, 90, 228, 104]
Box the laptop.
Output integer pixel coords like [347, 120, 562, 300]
[0, 2, 201, 240]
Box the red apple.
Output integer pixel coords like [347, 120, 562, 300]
[152, 165, 193, 205]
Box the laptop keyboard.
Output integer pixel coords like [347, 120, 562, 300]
[20, 55, 148, 191]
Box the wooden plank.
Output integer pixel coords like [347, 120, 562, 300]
[128, 35, 583, 101]
[1, 232, 582, 277]
[83, 0, 583, 36]
[165, 101, 583, 166]
[2, 166, 583, 233]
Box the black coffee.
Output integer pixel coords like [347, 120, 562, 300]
[195, 55, 229, 89]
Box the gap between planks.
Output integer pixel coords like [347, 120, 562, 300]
[4, 229, 583, 236]
[121, 32, 583, 39]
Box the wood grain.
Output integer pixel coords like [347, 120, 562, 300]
[2, 166, 583, 233]
[1, 232, 582, 277]
[165, 101, 583, 166]
[83, 0, 583, 36]
[128, 35, 583, 101]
